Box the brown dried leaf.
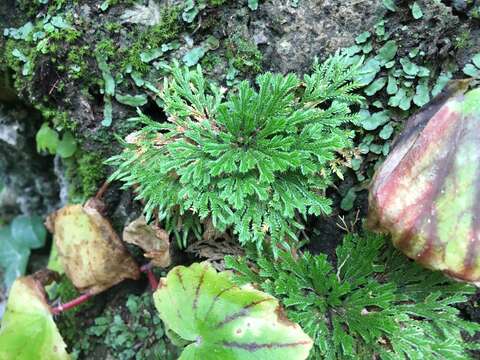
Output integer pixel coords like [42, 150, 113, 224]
[47, 201, 140, 294]
[187, 225, 243, 271]
[123, 216, 171, 268]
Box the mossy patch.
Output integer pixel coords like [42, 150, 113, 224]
[119, 5, 183, 74]
[225, 34, 263, 74]
[65, 151, 106, 202]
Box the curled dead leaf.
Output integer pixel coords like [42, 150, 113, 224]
[123, 216, 171, 267]
[47, 200, 140, 294]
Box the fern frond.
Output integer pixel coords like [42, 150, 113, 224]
[225, 233, 480, 359]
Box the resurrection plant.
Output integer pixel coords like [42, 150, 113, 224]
[108, 54, 363, 248]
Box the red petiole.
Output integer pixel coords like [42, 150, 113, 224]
[140, 263, 158, 290]
[51, 292, 92, 315]
[51, 264, 158, 314]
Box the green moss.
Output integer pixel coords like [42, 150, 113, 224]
[471, 6, 480, 19]
[103, 0, 137, 7]
[225, 35, 263, 74]
[200, 52, 222, 72]
[104, 21, 122, 33]
[50, 27, 82, 45]
[95, 39, 117, 60]
[66, 45, 90, 79]
[209, 0, 227, 5]
[77, 152, 106, 198]
[3, 38, 37, 93]
[65, 151, 106, 201]
[454, 29, 472, 50]
[17, 0, 45, 17]
[36, 106, 74, 132]
[53, 275, 94, 348]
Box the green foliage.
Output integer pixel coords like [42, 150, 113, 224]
[341, 20, 456, 190]
[64, 151, 106, 202]
[36, 123, 77, 157]
[410, 2, 423, 19]
[154, 262, 313, 359]
[382, 0, 397, 11]
[463, 53, 480, 78]
[0, 216, 47, 291]
[454, 29, 472, 50]
[247, 0, 259, 10]
[183, 0, 228, 15]
[36, 123, 60, 154]
[226, 35, 263, 74]
[0, 276, 70, 360]
[120, 5, 182, 73]
[225, 233, 480, 360]
[108, 54, 363, 248]
[72, 292, 180, 360]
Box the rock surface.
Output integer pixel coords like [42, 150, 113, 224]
[0, 104, 59, 220]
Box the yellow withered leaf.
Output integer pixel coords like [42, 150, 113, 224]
[123, 216, 171, 268]
[47, 200, 140, 294]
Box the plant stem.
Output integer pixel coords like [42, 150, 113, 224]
[51, 292, 92, 315]
[95, 180, 110, 200]
[140, 263, 158, 290]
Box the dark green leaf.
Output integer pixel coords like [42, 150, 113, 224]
[361, 110, 390, 131]
[341, 188, 357, 211]
[182, 47, 207, 67]
[379, 123, 394, 139]
[413, 82, 430, 107]
[376, 40, 398, 64]
[463, 64, 480, 78]
[364, 77, 387, 96]
[102, 96, 113, 126]
[355, 31, 371, 44]
[115, 93, 148, 107]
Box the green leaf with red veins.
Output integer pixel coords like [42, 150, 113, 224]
[368, 81, 480, 284]
[154, 262, 313, 360]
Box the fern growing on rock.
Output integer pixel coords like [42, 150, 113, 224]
[225, 233, 480, 359]
[108, 54, 363, 248]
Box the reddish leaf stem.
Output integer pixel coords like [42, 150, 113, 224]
[51, 292, 92, 315]
[140, 263, 158, 290]
[95, 180, 110, 200]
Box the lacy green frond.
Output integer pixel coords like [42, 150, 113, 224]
[108, 53, 363, 248]
[225, 233, 480, 360]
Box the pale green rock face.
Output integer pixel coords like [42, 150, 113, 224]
[368, 83, 480, 284]
[154, 262, 313, 360]
[0, 277, 70, 360]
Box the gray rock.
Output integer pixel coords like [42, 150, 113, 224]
[0, 104, 59, 220]
[250, 0, 385, 73]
